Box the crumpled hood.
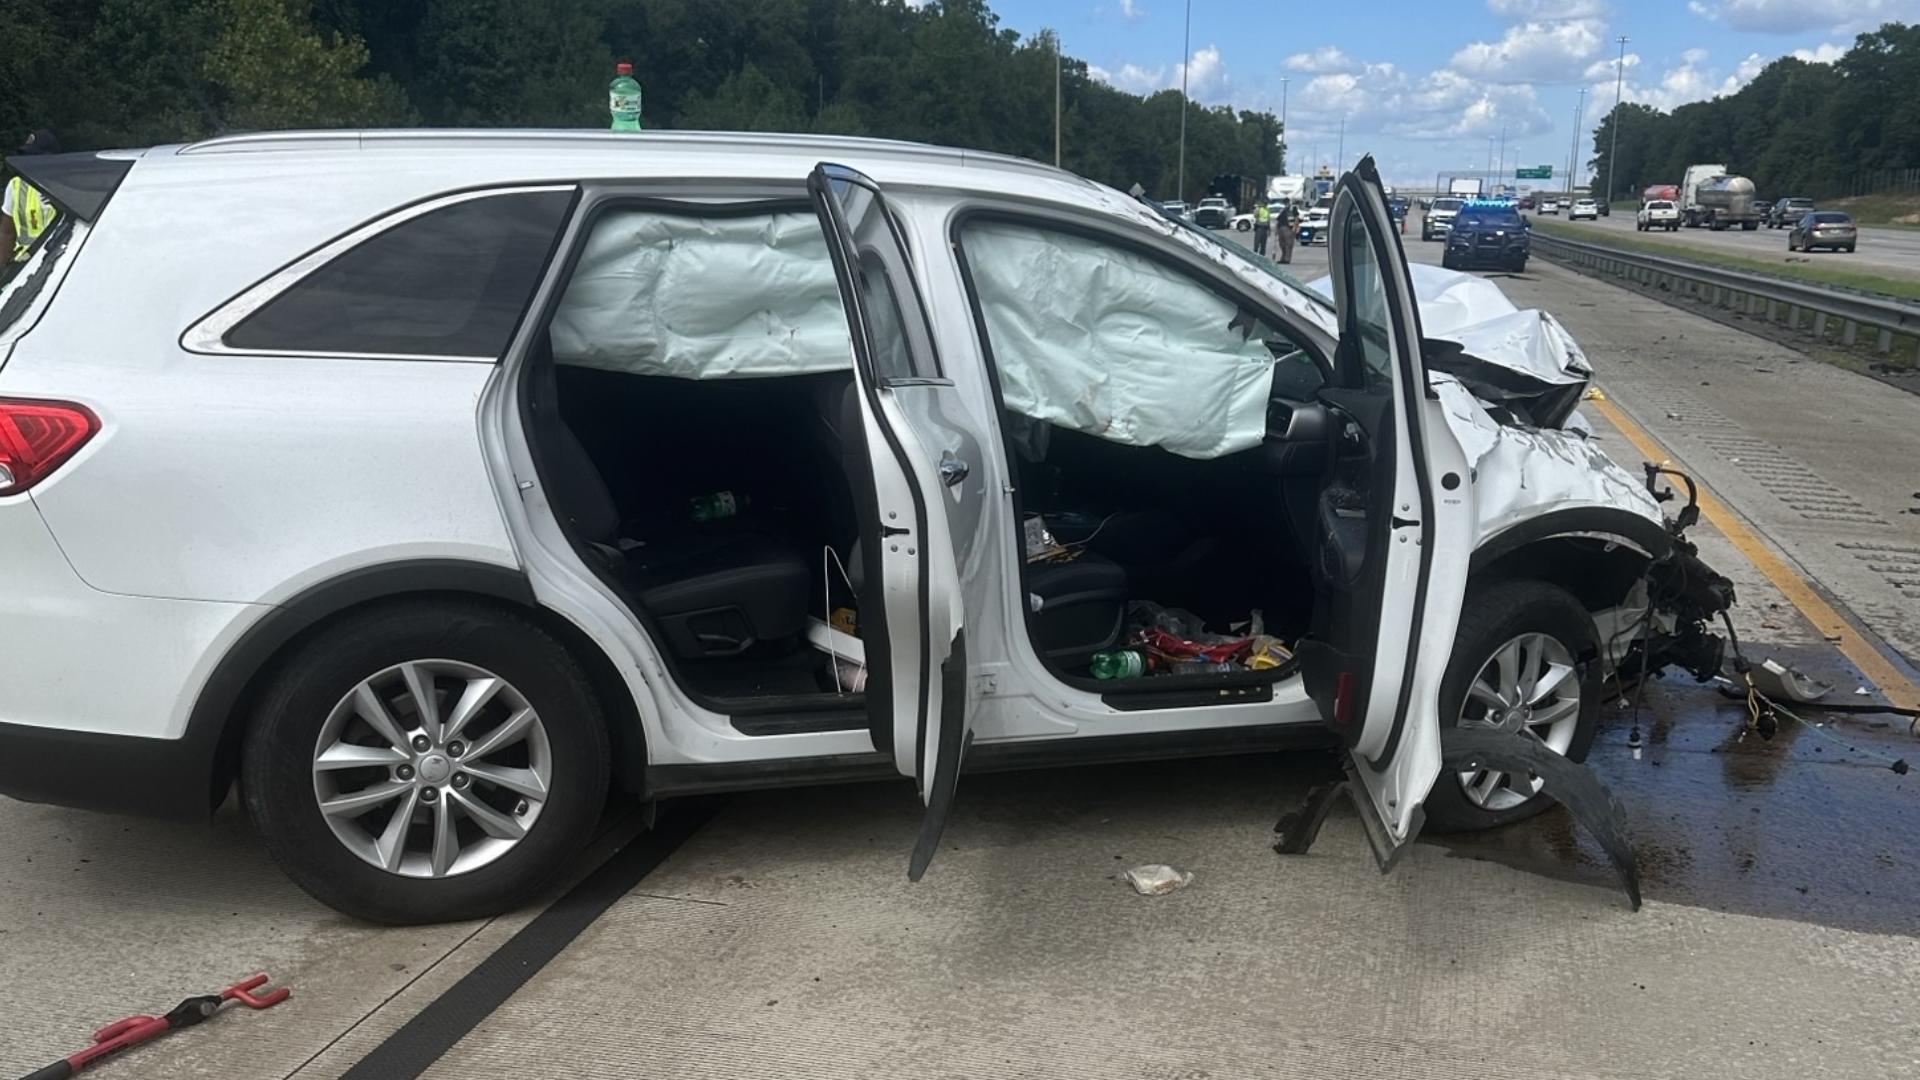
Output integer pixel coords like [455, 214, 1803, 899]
[1309, 263, 1592, 427]
[1306, 263, 1662, 538]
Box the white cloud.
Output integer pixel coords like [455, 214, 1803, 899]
[1177, 44, 1228, 99]
[1118, 0, 1146, 19]
[1587, 47, 1766, 111]
[1091, 61, 1167, 94]
[1792, 41, 1847, 62]
[1284, 46, 1358, 73]
[1087, 45, 1231, 103]
[1688, 0, 1920, 33]
[1486, 0, 1609, 16]
[1451, 19, 1606, 83]
[1292, 60, 1553, 148]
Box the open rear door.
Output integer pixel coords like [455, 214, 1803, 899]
[809, 163, 973, 881]
[1302, 157, 1474, 867]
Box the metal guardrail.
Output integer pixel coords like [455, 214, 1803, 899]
[1530, 231, 1920, 357]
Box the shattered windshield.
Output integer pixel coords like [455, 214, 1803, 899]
[1161, 211, 1332, 311]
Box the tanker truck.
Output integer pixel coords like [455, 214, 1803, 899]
[1641, 184, 1680, 205]
[1681, 165, 1761, 230]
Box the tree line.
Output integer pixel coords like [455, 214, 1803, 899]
[1589, 22, 1920, 201]
[0, 0, 1285, 204]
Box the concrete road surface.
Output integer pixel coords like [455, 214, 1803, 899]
[5, 222, 1919, 1080]
[1548, 209, 1920, 284]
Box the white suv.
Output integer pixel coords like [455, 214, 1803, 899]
[0, 134, 1728, 923]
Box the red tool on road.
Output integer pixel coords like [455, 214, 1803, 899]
[16, 974, 289, 1080]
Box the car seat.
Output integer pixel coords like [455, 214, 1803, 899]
[526, 353, 810, 659]
[812, 379, 1127, 668]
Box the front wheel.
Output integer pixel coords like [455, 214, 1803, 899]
[1423, 580, 1601, 833]
[242, 601, 612, 924]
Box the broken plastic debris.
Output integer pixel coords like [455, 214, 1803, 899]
[1749, 659, 1833, 704]
[1124, 864, 1194, 895]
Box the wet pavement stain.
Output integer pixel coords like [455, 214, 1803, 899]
[1439, 642, 1920, 936]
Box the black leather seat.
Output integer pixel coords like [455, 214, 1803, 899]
[527, 358, 810, 659]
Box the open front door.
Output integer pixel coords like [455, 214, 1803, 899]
[809, 163, 973, 881]
[1302, 157, 1474, 867]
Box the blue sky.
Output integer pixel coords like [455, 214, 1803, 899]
[981, 0, 1919, 187]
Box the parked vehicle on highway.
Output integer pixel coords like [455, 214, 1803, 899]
[1297, 204, 1332, 244]
[1159, 199, 1193, 221]
[1568, 198, 1599, 220]
[1636, 200, 1680, 231]
[0, 137, 1731, 924]
[1539, 198, 1560, 215]
[1192, 196, 1232, 229]
[1422, 196, 1466, 239]
[1768, 197, 1816, 229]
[1787, 210, 1858, 253]
[1442, 199, 1530, 272]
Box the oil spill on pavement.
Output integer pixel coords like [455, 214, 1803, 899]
[1438, 642, 1920, 936]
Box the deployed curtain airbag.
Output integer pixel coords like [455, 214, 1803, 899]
[549, 210, 853, 378]
[963, 221, 1276, 459]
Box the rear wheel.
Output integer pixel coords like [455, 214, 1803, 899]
[242, 600, 612, 923]
[1424, 580, 1600, 833]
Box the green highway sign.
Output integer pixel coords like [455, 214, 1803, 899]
[1515, 165, 1553, 179]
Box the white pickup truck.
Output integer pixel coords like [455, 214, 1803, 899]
[1637, 199, 1680, 232]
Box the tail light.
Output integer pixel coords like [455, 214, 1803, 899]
[0, 398, 99, 496]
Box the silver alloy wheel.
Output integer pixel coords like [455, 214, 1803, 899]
[312, 659, 551, 878]
[1454, 632, 1581, 811]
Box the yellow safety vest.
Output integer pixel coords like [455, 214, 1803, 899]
[1255, 204, 1270, 224]
[9, 176, 56, 262]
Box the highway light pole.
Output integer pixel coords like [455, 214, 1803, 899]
[1280, 76, 1289, 171]
[1567, 87, 1587, 196]
[1053, 30, 1062, 167]
[1608, 35, 1628, 206]
[1499, 124, 1507, 191]
[1337, 115, 1345, 169]
[1177, 0, 1191, 202]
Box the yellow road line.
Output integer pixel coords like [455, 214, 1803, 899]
[1586, 387, 1920, 710]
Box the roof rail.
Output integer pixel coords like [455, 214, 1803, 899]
[176, 128, 1085, 184]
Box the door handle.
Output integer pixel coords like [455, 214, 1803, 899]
[938, 451, 970, 487]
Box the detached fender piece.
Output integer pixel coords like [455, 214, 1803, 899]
[1275, 728, 1641, 910]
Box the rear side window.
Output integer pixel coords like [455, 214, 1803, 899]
[224, 190, 572, 358]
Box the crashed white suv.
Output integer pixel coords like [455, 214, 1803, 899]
[0, 134, 1727, 922]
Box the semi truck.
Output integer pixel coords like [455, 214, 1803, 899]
[1449, 176, 1484, 197]
[1641, 184, 1680, 205]
[1680, 165, 1761, 230]
[1208, 173, 1259, 211]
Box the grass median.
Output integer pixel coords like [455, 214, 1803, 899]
[1530, 217, 1920, 303]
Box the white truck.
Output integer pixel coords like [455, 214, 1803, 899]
[1680, 164, 1761, 230]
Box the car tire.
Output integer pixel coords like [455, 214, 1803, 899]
[1846, 243, 1856, 253]
[1422, 579, 1601, 834]
[1511, 257, 1528, 273]
[241, 600, 612, 924]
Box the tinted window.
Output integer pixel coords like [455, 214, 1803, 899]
[827, 175, 940, 382]
[1432, 199, 1464, 212]
[1811, 212, 1851, 224]
[226, 190, 572, 358]
[1339, 202, 1394, 386]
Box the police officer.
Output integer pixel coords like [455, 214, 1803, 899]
[1275, 203, 1297, 264]
[1252, 201, 1271, 258]
[3, 129, 62, 266]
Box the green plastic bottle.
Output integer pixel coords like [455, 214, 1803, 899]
[610, 62, 642, 132]
[1089, 650, 1145, 679]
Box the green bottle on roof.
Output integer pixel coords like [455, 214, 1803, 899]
[610, 62, 642, 132]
